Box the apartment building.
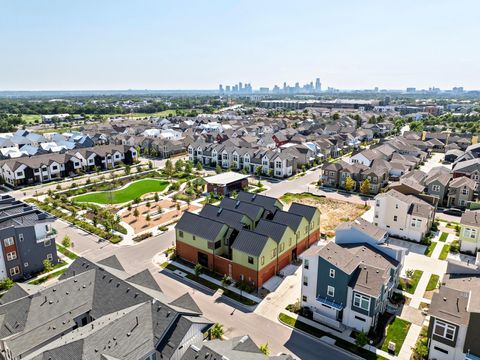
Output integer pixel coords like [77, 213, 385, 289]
[175, 191, 320, 289]
[0, 195, 58, 280]
[374, 189, 435, 242]
[0, 256, 212, 360]
[459, 210, 480, 254]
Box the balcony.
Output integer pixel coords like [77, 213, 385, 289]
[36, 231, 56, 243]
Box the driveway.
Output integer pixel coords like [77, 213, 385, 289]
[420, 153, 451, 173]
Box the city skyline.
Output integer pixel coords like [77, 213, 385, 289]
[1, 0, 479, 91]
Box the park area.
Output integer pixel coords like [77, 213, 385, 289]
[280, 192, 370, 236]
[72, 179, 169, 204]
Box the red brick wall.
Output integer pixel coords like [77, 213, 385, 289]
[176, 240, 214, 270]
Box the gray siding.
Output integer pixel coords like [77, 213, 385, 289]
[316, 257, 350, 307]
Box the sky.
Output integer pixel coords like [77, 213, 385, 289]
[1, 0, 479, 91]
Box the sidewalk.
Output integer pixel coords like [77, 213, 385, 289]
[397, 324, 422, 360]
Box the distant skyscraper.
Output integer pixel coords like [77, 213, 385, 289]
[225, 85, 231, 93]
[239, 82, 243, 92]
[218, 84, 224, 93]
[315, 78, 321, 93]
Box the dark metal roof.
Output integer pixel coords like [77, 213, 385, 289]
[219, 197, 265, 222]
[273, 210, 304, 231]
[254, 219, 290, 243]
[175, 212, 227, 242]
[231, 230, 269, 257]
[199, 204, 251, 231]
[288, 202, 319, 222]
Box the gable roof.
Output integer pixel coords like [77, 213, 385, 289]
[175, 212, 227, 241]
[231, 230, 270, 257]
[288, 202, 319, 222]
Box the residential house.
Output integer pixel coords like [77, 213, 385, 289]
[301, 242, 401, 332]
[374, 189, 435, 242]
[446, 177, 477, 208]
[459, 210, 480, 254]
[427, 260, 480, 360]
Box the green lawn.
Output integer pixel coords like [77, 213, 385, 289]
[439, 244, 450, 260]
[398, 270, 423, 294]
[426, 274, 440, 291]
[424, 242, 437, 257]
[72, 179, 168, 204]
[56, 243, 78, 260]
[21, 114, 42, 123]
[278, 313, 387, 360]
[380, 317, 411, 355]
[439, 232, 448, 242]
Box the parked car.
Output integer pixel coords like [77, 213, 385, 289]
[443, 208, 463, 216]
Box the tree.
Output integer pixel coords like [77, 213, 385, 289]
[146, 214, 151, 223]
[43, 259, 54, 273]
[154, 192, 160, 202]
[124, 165, 131, 175]
[215, 164, 222, 174]
[133, 208, 140, 220]
[332, 113, 340, 120]
[360, 179, 371, 194]
[61, 235, 71, 248]
[259, 343, 269, 355]
[355, 331, 368, 347]
[148, 161, 153, 170]
[210, 323, 224, 340]
[164, 160, 174, 179]
[344, 176, 356, 191]
[194, 263, 203, 277]
[221, 274, 230, 290]
[175, 159, 184, 172]
[195, 161, 203, 171]
[255, 166, 263, 177]
[0, 278, 14, 291]
[184, 161, 193, 174]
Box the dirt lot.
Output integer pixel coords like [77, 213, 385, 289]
[121, 199, 200, 234]
[280, 192, 369, 236]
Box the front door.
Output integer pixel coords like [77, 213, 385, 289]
[198, 252, 209, 267]
[292, 248, 297, 260]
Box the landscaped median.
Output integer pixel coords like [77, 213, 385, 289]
[380, 317, 411, 356]
[398, 270, 423, 294]
[278, 313, 388, 360]
[160, 262, 259, 307]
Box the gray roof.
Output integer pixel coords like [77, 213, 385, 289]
[199, 204, 251, 231]
[254, 219, 291, 243]
[175, 212, 227, 242]
[98, 255, 125, 271]
[429, 286, 470, 325]
[231, 230, 270, 257]
[288, 202, 319, 222]
[181, 335, 293, 360]
[317, 242, 359, 275]
[0, 256, 210, 360]
[336, 217, 387, 242]
[126, 269, 162, 292]
[461, 210, 480, 228]
[237, 191, 282, 215]
[219, 197, 265, 222]
[273, 210, 304, 232]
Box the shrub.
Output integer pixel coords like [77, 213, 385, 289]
[133, 232, 152, 242]
[61, 235, 71, 248]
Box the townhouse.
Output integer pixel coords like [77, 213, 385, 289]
[0, 145, 138, 187]
[446, 176, 477, 208]
[459, 210, 480, 254]
[0, 256, 212, 360]
[175, 191, 320, 289]
[427, 260, 480, 360]
[373, 189, 435, 242]
[301, 241, 401, 332]
[0, 195, 58, 281]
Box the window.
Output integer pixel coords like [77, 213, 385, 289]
[52, 165, 58, 171]
[214, 241, 221, 249]
[464, 228, 477, 239]
[19, 233, 24, 242]
[260, 256, 265, 265]
[178, 231, 184, 238]
[3, 237, 14, 247]
[303, 276, 308, 286]
[432, 185, 440, 192]
[304, 259, 309, 270]
[280, 243, 284, 252]
[433, 319, 456, 341]
[192, 235, 196, 241]
[411, 218, 422, 228]
[329, 269, 335, 278]
[327, 286, 335, 297]
[271, 248, 276, 259]
[433, 346, 449, 354]
[305, 226, 308, 233]
[393, 215, 397, 222]
[302, 295, 307, 302]
[44, 239, 51, 247]
[248, 256, 254, 264]
[289, 238, 292, 246]
[6, 251, 17, 261]
[354, 316, 366, 322]
[47, 253, 53, 261]
[16, 171, 23, 177]
[9, 266, 20, 276]
[353, 293, 371, 311]
[462, 187, 469, 196]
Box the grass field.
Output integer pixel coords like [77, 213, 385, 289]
[424, 242, 437, 257]
[439, 232, 448, 242]
[73, 179, 169, 204]
[380, 317, 411, 355]
[398, 270, 423, 294]
[426, 274, 440, 291]
[439, 244, 450, 260]
[21, 114, 42, 124]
